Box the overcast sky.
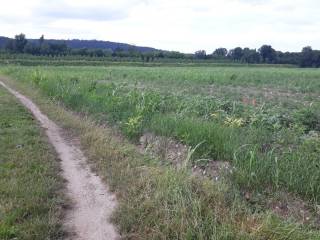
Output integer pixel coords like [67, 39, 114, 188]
[0, 0, 319, 53]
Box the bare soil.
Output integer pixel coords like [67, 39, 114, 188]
[0, 80, 119, 240]
[139, 132, 232, 180]
[139, 132, 189, 168]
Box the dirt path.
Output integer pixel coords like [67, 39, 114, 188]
[0, 80, 119, 240]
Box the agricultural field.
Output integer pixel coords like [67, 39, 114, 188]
[1, 64, 320, 239]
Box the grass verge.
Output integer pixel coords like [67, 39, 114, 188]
[0, 86, 65, 240]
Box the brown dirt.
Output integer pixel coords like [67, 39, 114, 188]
[139, 132, 232, 180]
[266, 192, 320, 227]
[139, 132, 189, 168]
[0, 80, 119, 240]
[192, 161, 232, 181]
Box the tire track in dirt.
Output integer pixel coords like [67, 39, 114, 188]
[0, 80, 119, 240]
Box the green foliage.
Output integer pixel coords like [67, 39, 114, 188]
[123, 114, 143, 139]
[5, 33, 320, 67]
[294, 105, 320, 132]
[149, 115, 237, 161]
[31, 69, 46, 86]
[0, 88, 65, 239]
[2, 65, 320, 204]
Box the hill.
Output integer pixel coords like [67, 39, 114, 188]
[0, 36, 157, 52]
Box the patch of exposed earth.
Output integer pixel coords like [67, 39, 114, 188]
[139, 132, 320, 228]
[140, 132, 235, 180]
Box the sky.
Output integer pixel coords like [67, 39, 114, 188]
[0, 0, 319, 53]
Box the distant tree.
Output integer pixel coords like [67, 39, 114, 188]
[242, 48, 260, 63]
[76, 48, 88, 56]
[5, 39, 15, 52]
[128, 47, 139, 57]
[5, 33, 28, 53]
[165, 51, 185, 59]
[277, 51, 300, 65]
[155, 51, 165, 58]
[23, 42, 40, 55]
[299, 46, 320, 68]
[195, 50, 206, 59]
[228, 47, 243, 61]
[4, 32, 320, 68]
[94, 49, 104, 57]
[14, 33, 28, 53]
[40, 43, 50, 55]
[140, 52, 155, 62]
[314, 51, 320, 68]
[112, 47, 127, 57]
[213, 48, 227, 57]
[86, 49, 105, 57]
[234, 47, 244, 61]
[47, 42, 68, 56]
[259, 45, 276, 63]
[104, 49, 113, 57]
[39, 35, 45, 47]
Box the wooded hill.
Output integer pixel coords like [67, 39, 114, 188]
[0, 36, 156, 52]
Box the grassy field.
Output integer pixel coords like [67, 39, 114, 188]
[0, 53, 295, 67]
[0, 64, 320, 239]
[0, 87, 65, 239]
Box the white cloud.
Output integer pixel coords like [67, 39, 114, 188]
[0, 0, 319, 52]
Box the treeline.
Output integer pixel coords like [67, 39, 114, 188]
[2, 33, 320, 68]
[2, 34, 183, 61]
[196, 46, 320, 68]
[4, 34, 69, 56]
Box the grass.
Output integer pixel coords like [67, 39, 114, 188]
[1, 75, 319, 239]
[1, 65, 319, 203]
[0, 53, 296, 68]
[0, 87, 65, 240]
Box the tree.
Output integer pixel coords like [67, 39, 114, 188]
[300, 46, 313, 67]
[24, 42, 40, 55]
[195, 50, 206, 59]
[5, 34, 28, 53]
[14, 33, 28, 53]
[277, 51, 300, 65]
[155, 51, 165, 58]
[213, 48, 227, 57]
[112, 47, 126, 57]
[140, 52, 155, 62]
[299, 46, 320, 68]
[128, 47, 139, 57]
[259, 45, 276, 63]
[94, 49, 104, 57]
[314, 51, 320, 68]
[40, 43, 50, 55]
[242, 48, 260, 63]
[228, 47, 243, 61]
[39, 35, 45, 47]
[165, 51, 185, 59]
[5, 39, 15, 52]
[75, 48, 88, 56]
[47, 42, 68, 56]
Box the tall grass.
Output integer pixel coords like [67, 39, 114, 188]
[1, 65, 320, 204]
